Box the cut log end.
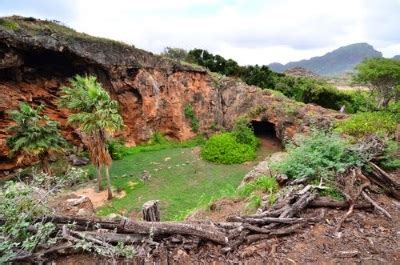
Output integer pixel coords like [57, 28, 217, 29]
[142, 200, 161, 222]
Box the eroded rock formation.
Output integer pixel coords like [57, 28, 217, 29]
[0, 16, 344, 172]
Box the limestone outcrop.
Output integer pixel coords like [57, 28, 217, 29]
[0, 16, 344, 172]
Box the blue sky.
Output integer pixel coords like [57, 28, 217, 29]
[1, 0, 399, 64]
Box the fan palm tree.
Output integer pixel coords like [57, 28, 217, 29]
[6, 102, 66, 175]
[59, 75, 124, 200]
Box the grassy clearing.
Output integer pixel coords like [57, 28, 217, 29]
[94, 146, 256, 220]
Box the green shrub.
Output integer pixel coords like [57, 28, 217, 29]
[147, 132, 169, 145]
[335, 112, 398, 137]
[272, 131, 363, 180]
[0, 181, 54, 262]
[231, 118, 259, 149]
[201, 133, 256, 164]
[107, 138, 128, 160]
[184, 104, 200, 132]
[340, 90, 376, 113]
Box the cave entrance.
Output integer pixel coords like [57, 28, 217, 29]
[250, 119, 282, 151]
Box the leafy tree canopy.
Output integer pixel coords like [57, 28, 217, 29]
[355, 58, 400, 107]
[59, 75, 124, 134]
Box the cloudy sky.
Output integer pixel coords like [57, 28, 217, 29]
[0, 0, 399, 65]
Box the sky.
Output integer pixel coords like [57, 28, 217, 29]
[0, 0, 399, 65]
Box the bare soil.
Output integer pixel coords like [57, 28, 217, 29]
[70, 185, 126, 208]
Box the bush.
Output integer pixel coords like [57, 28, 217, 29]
[0, 181, 54, 262]
[107, 138, 128, 160]
[231, 118, 259, 149]
[272, 131, 363, 180]
[335, 112, 398, 137]
[201, 133, 256, 164]
[147, 132, 169, 145]
[340, 90, 376, 113]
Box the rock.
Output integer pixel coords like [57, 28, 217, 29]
[76, 208, 92, 216]
[68, 154, 89, 166]
[140, 170, 151, 181]
[239, 161, 271, 188]
[269, 152, 288, 164]
[66, 195, 90, 206]
[335, 250, 359, 258]
[275, 173, 289, 185]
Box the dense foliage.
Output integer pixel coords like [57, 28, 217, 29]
[231, 118, 259, 149]
[201, 120, 258, 164]
[0, 182, 54, 263]
[335, 112, 399, 137]
[6, 102, 66, 175]
[355, 58, 400, 108]
[273, 76, 349, 110]
[201, 133, 256, 164]
[271, 131, 364, 180]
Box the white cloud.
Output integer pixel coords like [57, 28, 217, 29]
[1, 0, 399, 64]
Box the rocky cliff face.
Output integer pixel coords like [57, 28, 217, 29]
[0, 16, 343, 172]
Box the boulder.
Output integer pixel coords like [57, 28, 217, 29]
[68, 154, 90, 166]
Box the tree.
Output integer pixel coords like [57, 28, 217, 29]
[6, 102, 66, 175]
[355, 58, 400, 108]
[59, 75, 124, 200]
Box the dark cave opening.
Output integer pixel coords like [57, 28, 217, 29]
[250, 119, 277, 139]
[250, 119, 282, 151]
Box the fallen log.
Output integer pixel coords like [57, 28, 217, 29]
[366, 162, 400, 200]
[226, 216, 312, 225]
[122, 220, 228, 245]
[308, 197, 372, 209]
[361, 191, 392, 219]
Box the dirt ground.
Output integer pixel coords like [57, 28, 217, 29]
[72, 186, 126, 208]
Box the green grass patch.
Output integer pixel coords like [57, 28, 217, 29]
[95, 146, 252, 220]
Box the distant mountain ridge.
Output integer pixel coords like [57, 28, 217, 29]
[393, 55, 400, 60]
[269, 43, 383, 76]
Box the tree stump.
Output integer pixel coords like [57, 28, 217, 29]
[142, 200, 160, 222]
